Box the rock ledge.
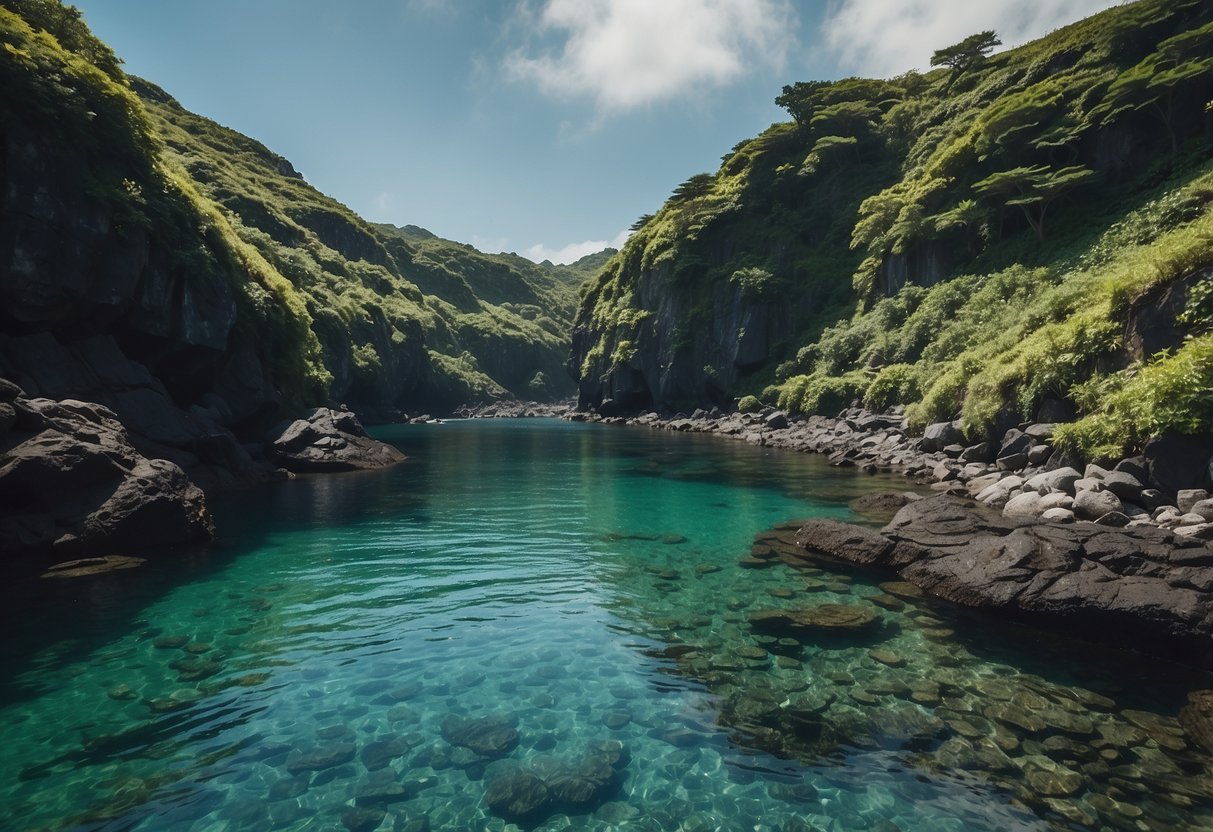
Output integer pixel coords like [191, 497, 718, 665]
[793, 494, 1213, 665]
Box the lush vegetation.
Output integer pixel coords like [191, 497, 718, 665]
[575, 0, 1213, 457]
[140, 84, 598, 409]
[0, 0, 331, 404]
[3, 0, 601, 412]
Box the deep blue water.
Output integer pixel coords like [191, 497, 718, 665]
[1, 420, 1211, 832]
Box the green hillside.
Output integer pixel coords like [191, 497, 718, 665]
[1, 0, 596, 427]
[137, 80, 586, 410]
[572, 0, 1213, 458]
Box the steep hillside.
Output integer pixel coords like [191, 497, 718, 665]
[0, 0, 593, 492]
[137, 80, 585, 412]
[572, 0, 1213, 459]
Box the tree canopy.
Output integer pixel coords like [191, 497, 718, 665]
[972, 164, 1095, 239]
[931, 30, 1002, 80]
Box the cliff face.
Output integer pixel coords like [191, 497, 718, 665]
[0, 1, 603, 499]
[571, 0, 1213, 456]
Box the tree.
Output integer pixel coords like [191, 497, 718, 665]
[972, 165, 1095, 240]
[775, 80, 830, 127]
[1092, 21, 1213, 155]
[931, 30, 1001, 87]
[670, 173, 714, 203]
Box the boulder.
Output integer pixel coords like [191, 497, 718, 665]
[1024, 467, 1081, 496]
[0, 394, 214, 555]
[1027, 445, 1052, 465]
[788, 495, 1213, 665]
[996, 453, 1029, 471]
[439, 714, 519, 758]
[848, 492, 920, 516]
[485, 768, 550, 824]
[921, 421, 964, 452]
[764, 411, 790, 430]
[1146, 434, 1213, 494]
[1101, 471, 1146, 503]
[1003, 492, 1043, 518]
[1073, 488, 1123, 521]
[1179, 490, 1211, 515]
[1024, 423, 1057, 441]
[1179, 690, 1213, 754]
[1192, 500, 1213, 523]
[959, 443, 992, 463]
[794, 520, 893, 564]
[998, 429, 1034, 459]
[268, 408, 405, 473]
[1114, 456, 1150, 483]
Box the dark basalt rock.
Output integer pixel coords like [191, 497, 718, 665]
[1180, 690, 1213, 754]
[285, 742, 357, 774]
[484, 767, 550, 824]
[340, 806, 385, 832]
[359, 736, 408, 771]
[0, 391, 214, 555]
[268, 407, 405, 473]
[439, 713, 519, 758]
[848, 491, 921, 517]
[749, 604, 880, 637]
[792, 495, 1213, 664]
[39, 555, 145, 578]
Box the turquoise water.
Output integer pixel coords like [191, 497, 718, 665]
[2, 420, 1212, 832]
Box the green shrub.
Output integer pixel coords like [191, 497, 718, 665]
[1056, 335, 1213, 458]
[738, 395, 762, 413]
[800, 372, 867, 416]
[864, 364, 921, 412]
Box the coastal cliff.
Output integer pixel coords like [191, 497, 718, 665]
[571, 0, 1212, 472]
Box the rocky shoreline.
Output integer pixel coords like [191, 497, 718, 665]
[448, 400, 575, 420]
[567, 404, 1213, 663]
[0, 379, 406, 561]
[791, 494, 1213, 666]
[566, 406, 1213, 540]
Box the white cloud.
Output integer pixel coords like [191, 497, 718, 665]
[823, 0, 1122, 78]
[506, 0, 796, 114]
[373, 192, 395, 212]
[520, 228, 630, 264]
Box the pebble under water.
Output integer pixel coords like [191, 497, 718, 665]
[2, 420, 1212, 832]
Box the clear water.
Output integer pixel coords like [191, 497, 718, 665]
[2, 420, 1211, 832]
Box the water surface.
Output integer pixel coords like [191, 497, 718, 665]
[1, 420, 1210, 832]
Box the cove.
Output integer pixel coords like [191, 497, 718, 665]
[1, 420, 1211, 832]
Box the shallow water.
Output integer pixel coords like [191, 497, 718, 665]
[1, 420, 1211, 832]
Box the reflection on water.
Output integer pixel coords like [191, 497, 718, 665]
[0, 420, 1208, 831]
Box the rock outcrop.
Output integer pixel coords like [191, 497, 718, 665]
[793, 495, 1213, 664]
[0, 381, 214, 556]
[268, 408, 406, 473]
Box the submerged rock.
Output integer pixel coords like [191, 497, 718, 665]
[285, 742, 357, 774]
[484, 767, 550, 824]
[1180, 690, 1213, 754]
[749, 604, 880, 638]
[439, 713, 519, 758]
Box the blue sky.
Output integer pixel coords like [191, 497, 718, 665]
[74, 0, 1118, 263]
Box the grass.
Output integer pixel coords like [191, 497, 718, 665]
[573, 0, 1213, 455]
